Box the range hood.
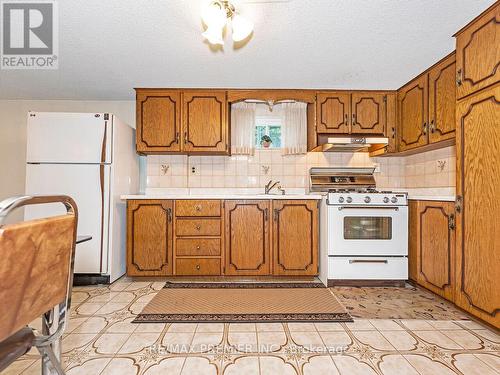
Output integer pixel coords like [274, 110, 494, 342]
[312, 136, 389, 152]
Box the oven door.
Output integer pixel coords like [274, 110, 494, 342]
[327, 205, 408, 256]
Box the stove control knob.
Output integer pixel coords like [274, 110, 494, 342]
[391, 197, 398, 203]
[346, 197, 353, 203]
[364, 196, 371, 203]
[338, 196, 345, 203]
[383, 197, 389, 203]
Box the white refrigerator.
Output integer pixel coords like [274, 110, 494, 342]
[25, 112, 139, 283]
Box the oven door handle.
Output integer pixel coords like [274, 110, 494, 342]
[337, 206, 399, 211]
[349, 259, 389, 264]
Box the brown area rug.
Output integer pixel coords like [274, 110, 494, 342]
[134, 282, 352, 323]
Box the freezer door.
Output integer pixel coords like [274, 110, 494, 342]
[25, 163, 111, 274]
[26, 112, 112, 164]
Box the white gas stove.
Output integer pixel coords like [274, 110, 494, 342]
[311, 168, 408, 284]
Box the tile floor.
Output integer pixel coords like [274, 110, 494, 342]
[4, 279, 500, 375]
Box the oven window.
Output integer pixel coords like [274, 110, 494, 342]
[344, 217, 392, 240]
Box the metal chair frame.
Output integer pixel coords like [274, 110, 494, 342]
[0, 195, 78, 375]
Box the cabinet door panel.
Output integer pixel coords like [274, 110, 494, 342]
[417, 201, 455, 301]
[398, 76, 428, 151]
[225, 200, 270, 276]
[136, 91, 181, 153]
[316, 93, 350, 134]
[127, 200, 173, 276]
[183, 91, 228, 153]
[455, 84, 500, 328]
[456, 4, 500, 99]
[351, 92, 386, 135]
[429, 54, 456, 143]
[272, 200, 318, 276]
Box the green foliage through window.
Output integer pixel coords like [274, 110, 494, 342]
[255, 117, 282, 148]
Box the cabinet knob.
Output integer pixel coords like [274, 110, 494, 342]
[195, 205, 202, 212]
[456, 69, 463, 86]
[195, 225, 201, 230]
[196, 265, 201, 270]
[196, 245, 201, 250]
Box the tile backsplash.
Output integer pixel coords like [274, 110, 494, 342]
[145, 146, 456, 191]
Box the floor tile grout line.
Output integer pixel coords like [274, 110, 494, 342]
[471, 353, 500, 373]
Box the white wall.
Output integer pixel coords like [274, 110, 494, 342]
[0, 100, 135, 221]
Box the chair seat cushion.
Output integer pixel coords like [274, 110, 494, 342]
[0, 327, 35, 372]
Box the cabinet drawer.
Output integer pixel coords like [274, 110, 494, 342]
[176, 200, 221, 217]
[176, 238, 221, 256]
[328, 257, 408, 280]
[175, 258, 221, 276]
[176, 219, 221, 236]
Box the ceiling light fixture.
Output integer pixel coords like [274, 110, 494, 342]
[201, 1, 254, 46]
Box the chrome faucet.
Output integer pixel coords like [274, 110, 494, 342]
[265, 180, 286, 195]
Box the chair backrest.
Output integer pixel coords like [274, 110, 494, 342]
[0, 195, 77, 343]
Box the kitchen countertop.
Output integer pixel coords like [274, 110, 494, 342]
[391, 188, 456, 202]
[121, 188, 324, 200]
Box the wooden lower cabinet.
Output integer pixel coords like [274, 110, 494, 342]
[224, 200, 271, 276]
[455, 84, 500, 328]
[126, 200, 173, 276]
[410, 200, 455, 301]
[272, 200, 319, 276]
[127, 199, 319, 278]
[175, 258, 221, 276]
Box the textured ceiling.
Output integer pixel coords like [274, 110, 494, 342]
[0, 0, 494, 100]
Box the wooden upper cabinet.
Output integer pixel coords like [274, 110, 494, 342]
[136, 90, 181, 154]
[385, 93, 398, 153]
[455, 84, 500, 328]
[416, 201, 455, 301]
[455, 2, 500, 99]
[398, 75, 429, 151]
[182, 90, 228, 154]
[225, 200, 270, 276]
[428, 53, 456, 143]
[127, 200, 173, 276]
[272, 200, 318, 276]
[316, 92, 350, 134]
[351, 92, 386, 135]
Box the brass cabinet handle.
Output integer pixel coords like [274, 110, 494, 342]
[273, 208, 279, 221]
[195, 205, 202, 212]
[176, 132, 180, 144]
[448, 214, 456, 230]
[456, 68, 463, 86]
[196, 245, 201, 250]
[430, 120, 435, 133]
[167, 208, 172, 222]
[264, 208, 268, 221]
[184, 131, 188, 144]
[422, 122, 427, 135]
[391, 127, 395, 139]
[352, 113, 356, 125]
[196, 265, 201, 270]
[195, 225, 201, 230]
[455, 195, 462, 213]
[344, 114, 348, 125]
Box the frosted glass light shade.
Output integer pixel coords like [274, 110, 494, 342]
[231, 14, 253, 42]
[202, 26, 225, 45]
[202, 3, 226, 28]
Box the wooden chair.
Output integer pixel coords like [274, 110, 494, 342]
[0, 195, 78, 374]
